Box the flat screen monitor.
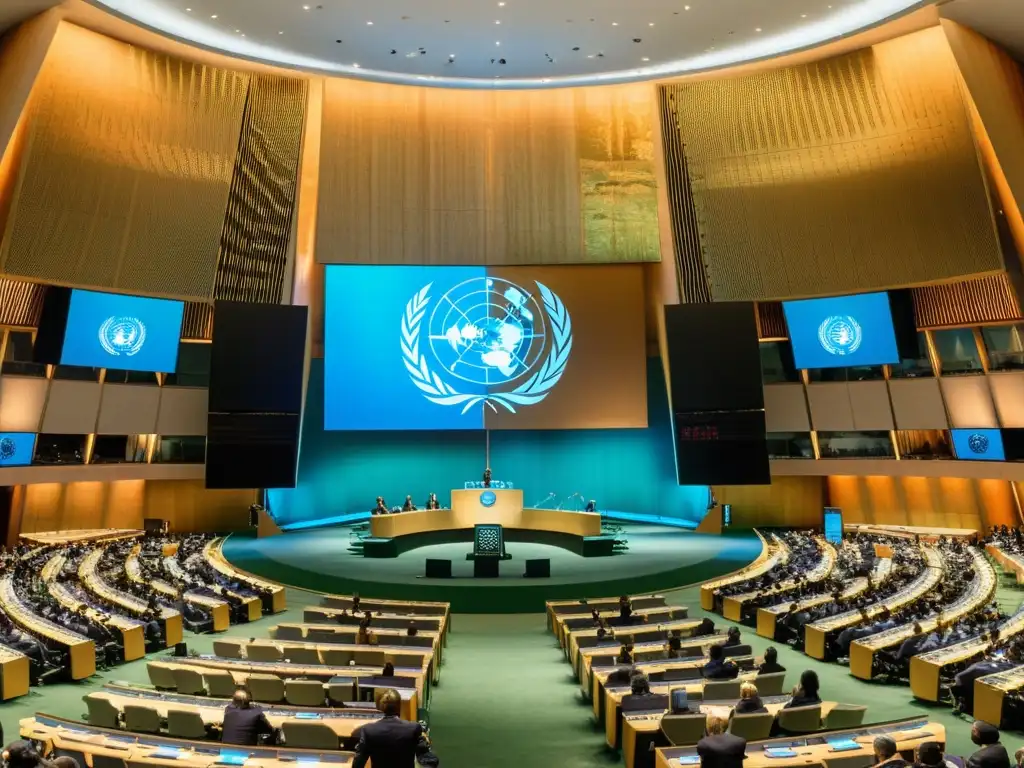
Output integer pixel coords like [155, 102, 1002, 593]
[722, 504, 732, 528]
[782, 292, 900, 370]
[0, 433, 36, 467]
[823, 507, 843, 544]
[61, 289, 185, 373]
[951, 428, 1005, 461]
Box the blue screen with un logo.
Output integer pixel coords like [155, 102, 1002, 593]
[0, 433, 36, 467]
[782, 292, 899, 370]
[62, 289, 185, 373]
[951, 429, 1004, 461]
[325, 265, 578, 430]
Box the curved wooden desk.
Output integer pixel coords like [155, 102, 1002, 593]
[370, 505, 601, 539]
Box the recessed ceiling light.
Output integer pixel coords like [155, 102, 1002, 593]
[612, 22, 618, 26]
[278, 30, 283, 34]
[234, 28, 239, 32]
[495, 20, 501, 24]
[496, 41, 500, 45]
[684, 5, 690, 9]
[642, 57, 650, 61]
[367, 21, 373, 25]
[801, 14, 807, 18]
[302, 4, 310, 10]
[649, 22, 655, 26]
[185, 7, 191, 11]
[353, 63, 360, 68]
[755, 27, 762, 32]
[498, 1, 505, 5]
[210, 14, 217, 18]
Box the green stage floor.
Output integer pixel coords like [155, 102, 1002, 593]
[221, 525, 763, 613]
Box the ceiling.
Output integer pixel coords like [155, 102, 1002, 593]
[84, 0, 934, 87]
[0, 0, 60, 35]
[940, 0, 1024, 61]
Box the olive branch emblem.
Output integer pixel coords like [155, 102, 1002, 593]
[401, 281, 572, 415]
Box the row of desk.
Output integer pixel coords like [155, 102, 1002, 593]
[986, 543, 1024, 585]
[125, 549, 233, 632]
[204, 539, 286, 615]
[700, 531, 779, 611]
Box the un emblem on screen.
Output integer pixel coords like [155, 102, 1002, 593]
[968, 433, 990, 455]
[98, 316, 147, 357]
[401, 278, 572, 414]
[0, 438, 15, 461]
[480, 491, 497, 507]
[817, 315, 863, 357]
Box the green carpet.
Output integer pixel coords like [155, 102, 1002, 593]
[3, 551, 1023, 767]
[222, 528, 763, 613]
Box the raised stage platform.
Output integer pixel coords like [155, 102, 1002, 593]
[221, 524, 762, 613]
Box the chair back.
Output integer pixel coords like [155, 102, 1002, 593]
[123, 704, 161, 734]
[84, 695, 120, 728]
[321, 648, 355, 666]
[247, 673, 286, 703]
[389, 654, 423, 669]
[283, 646, 322, 665]
[823, 755, 874, 768]
[354, 649, 386, 666]
[204, 670, 237, 699]
[281, 721, 339, 750]
[286, 679, 327, 707]
[93, 756, 128, 768]
[306, 629, 340, 644]
[146, 662, 177, 690]
[328, 679, 356, 705]
[823, 704, 867, 730]
[703, 680, 741, 700]
[246, 644, 284, 663]
[723, 645, 752, 659]
[754, 672, 786, 696]
[273, 626, 304, 642]
[776, 704, 822, 734]
[213, 640, 243, 659]
[172, 667, 206, 696]
[167, 709, 208, 739]
[659, 713, 707, 746]
[727, 712, 774, 740]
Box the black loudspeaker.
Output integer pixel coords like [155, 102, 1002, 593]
[174, 642, 188, 657]
[425, 559, 451, 578]
[474, 559, 499, 578]
[524, 559, 550, 578]
[32, 286, 72, 364]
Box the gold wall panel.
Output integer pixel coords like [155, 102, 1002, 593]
[214, 74, 307, 304]
[0, 22, 250, 300]
[662, 27, 1003, 301]
[827, 475, 1016, 531]
[317, 79, 658, 265]
[713, 476, 825, 530]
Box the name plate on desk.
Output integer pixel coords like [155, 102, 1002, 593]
[464, 480, 514, 489]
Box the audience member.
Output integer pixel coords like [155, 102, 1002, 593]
[221, 689, 273, 746]
[696, 715, 746, 768]
[352, 688, 438, 768]
[733, 682, 767, 715]
[966, 722, 1010, 768]
[783, 670, 821, 709]
[914, 741, 961, 768]
[703, 644, 739, 680]
[874, 735, 910, 768]
[758, 646, 785, 675]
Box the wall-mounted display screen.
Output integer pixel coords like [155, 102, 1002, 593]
[62, 289, 185, 373]
[951, 428, 1005, 461]
[324, 265, 647, 431]
[823, 507, 843, 544]
[0, 433, 37, 467]
[782, 292, 900, 370]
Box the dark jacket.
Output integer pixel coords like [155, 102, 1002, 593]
[783, 692, 821, 709]
[966, 744, 1011, 768]
[221, 704, 273, 746]
[697, 732, 747, 768]
[757, 661, 785, 675]
[703, 659, 739, 680]
[733, 696, 767, 715]
[352, 715, 438, 768]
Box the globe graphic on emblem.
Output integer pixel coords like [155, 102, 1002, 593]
[98, 316, 147, 357]
[0, 437, 15, 461]
[428, 278, 547, 386]
[818, 315, 862, 356]
[968, 433, 989, 454]
[480, 491, 497, 507]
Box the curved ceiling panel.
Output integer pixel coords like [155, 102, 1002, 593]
[89, 0, 931, 87]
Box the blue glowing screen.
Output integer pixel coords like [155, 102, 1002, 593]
[62, 289, 185, 373]
[325, 266, 574, 430]
[823, 507, 843, 544]
[0, 433, 36, 467]
[951, 428, 1005, 461]
[782, 292, 899, 370]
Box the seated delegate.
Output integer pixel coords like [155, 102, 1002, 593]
[222, 689, 274, 746]
[733, 682, 767, 715]
[352, 688, 439, 768]
[783, 670, 821, 709]
[697, 715, 746, 768]
[758, 646, 785, 675]
[703, 645, 739, 680]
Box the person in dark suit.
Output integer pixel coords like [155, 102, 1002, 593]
[723, 627, 742, 648]
[758, 646, 786, 675]
[222, 689, 274, 746]
[402, 496, 417, 512]
[482, 468, 492, 488]
[966, 722, 1010, 768]
[697, 715, 746, 768]
[703, 644, 739, 680]
[733, 682, 767, 715]
[874, 735, 910, 768]
[783, 670, 821, 709]
[352, 689, 438, 768]
[425, 493, 440, 510]
[373, 497, 388, 515]
[619, 595, 634, 623]
[616, 641, 634, 665]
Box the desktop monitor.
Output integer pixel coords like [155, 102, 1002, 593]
[951, 429, 1005, 461]
[782, 291, 900, 370]
[823, 507, 843, 544]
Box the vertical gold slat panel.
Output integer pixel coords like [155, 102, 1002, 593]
[0, 22, 249, 300]
[317, 79, 658, 265]
[756, 302, 788, 340]
[214, 74, 307, 304]
[0, 276, 44, 327]
[658, 87, 711, 304]
[912, 273, 1022, 328]
[181, 301, 213, 340]
[663, 27, 1003, 301]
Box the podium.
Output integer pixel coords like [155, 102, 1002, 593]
[450, 488, 523, 522]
